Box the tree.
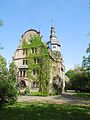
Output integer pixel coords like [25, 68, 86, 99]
[0, 55, 17, 108]
[65, 69, 75, 90]
[70, 72, 87, 92]
[82, 43, 90, 92]
[9, 62, 17, 84]
[65, 65, 88, 92]
[66, 44, 90, 92]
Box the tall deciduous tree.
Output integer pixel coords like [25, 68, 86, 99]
[9, 61, 17, 84]
[0, 55, 17, 107]
[65, 65, 88, 92]
[82, 43, 90, 72]
[82, 43, 90, 91]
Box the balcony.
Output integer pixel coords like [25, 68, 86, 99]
[18, 65, 28, 69]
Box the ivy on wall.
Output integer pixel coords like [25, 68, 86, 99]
[22, 35, 50, 93]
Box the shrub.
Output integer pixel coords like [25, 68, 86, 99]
[31, 91, 48, 96]
[0, 55, 18, 108]
[24, 87, 30, 96]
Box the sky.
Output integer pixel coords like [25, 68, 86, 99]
[0, 0, 90, 71]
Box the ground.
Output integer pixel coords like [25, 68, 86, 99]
[18, 92, 90, 105]
[0, 92, 90, 120]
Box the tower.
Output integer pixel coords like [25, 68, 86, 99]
[50, 26, 60, 52]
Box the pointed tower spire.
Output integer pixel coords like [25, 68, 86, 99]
[49, 23, 60, 52]
[51, 18, 54, 27]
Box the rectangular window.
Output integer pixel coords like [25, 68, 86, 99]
[23, 60, 27, 65]
[61, 68, 63, 72]
[34, 58, 40, 64]
[20, 71, 22, 77]
[32, 69, 38, 75]
[53, 66, 56, 70]
[23, 71, 26, 77]
[23, 49, 27, 55]
[36, 70, 39, 75]
[31, 81, 39, 88]
[53, 46, 56, 48]
[32, 48, 34, 53]
[33, 69, 35, 75]
[34, 59, 36, 64]
[58, 68, 60, 72]
[28, 39, 30, 44]
[32, 48, 37, 54]
[35, 48, 37, 54]
[37, 58, 40, 63]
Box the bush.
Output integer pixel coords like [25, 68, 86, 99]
[74, 93, 90, 98]
[0, 55, 18, 108]
[31, 91, 48, 96]
[24, 87, 30, 96]
[0, 80, 17, 108]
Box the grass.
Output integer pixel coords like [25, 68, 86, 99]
[30, 91, 48, 96]
[0, 102, 90, 120]
[74, 93, 90, 99]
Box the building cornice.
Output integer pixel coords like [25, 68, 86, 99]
[22, 29, 40, 37]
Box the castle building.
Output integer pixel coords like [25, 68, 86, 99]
[13, 26, 65, 94]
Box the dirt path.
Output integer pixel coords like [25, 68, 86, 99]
[18, 93, 90, 105]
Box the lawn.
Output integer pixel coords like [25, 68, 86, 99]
[0, 102, 90, 120]
[74, 93, 90, 99]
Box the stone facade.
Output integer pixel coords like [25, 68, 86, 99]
[13, 27, 65, 94]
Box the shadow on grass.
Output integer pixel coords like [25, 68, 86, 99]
[0, 102, 90, 120]
[54, 93, 90, 101]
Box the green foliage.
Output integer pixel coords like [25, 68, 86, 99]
[74, 93, 90, 98]
[0, 80, 17, 105]
[22, 39, 29, 49]
[9, 62, 17, 84]
[22, 35, 50, 93]
[28, 35, 43, 48]
[24, 87, 30, 96]
[31, 91, 48, 96]
[82, 43, 90, 71]
[70, 72, 88, 92]
[86, 43, 90, 53]
[0, 55, 17, 108]
[65, 69, 75, 78]
[65, 68, 88, 92]
[66, 43, 90, 92]
[82, 43, 90, 92]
